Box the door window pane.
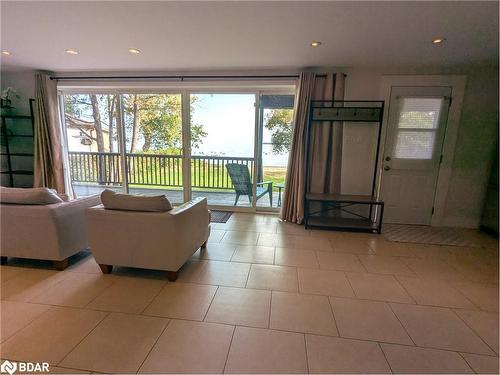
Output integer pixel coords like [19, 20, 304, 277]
[393, 97, 443, 160]
[63, 94, 123, 197]
[190, 93, 255, 207]
[397, 98, 442, 129]
[122, 94, 183, 203]
[394, 131, 436, 159]
[257, 94, 294, 209]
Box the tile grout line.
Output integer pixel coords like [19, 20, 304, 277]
[448, 281, 484, 311]
[451, 308, 498, 355]
[55, 310, 111, 368]
[81, 276, 119, 309]
[136, 318, 172, 374]
[344, 272, 359, 299]
[386, 303, 416, 346]
[139, 280, 170, 315]
[391, 274, 418, 305]
[326, 295, 340, 337]
[268, 290, 273, 329]
[245, 264, 253, 288]
[457, 351, 480, 374]
[222, 325, 237, 374]
[377, 342, 395, 374]
[354, 253, 370, 273]
[202, 285, 219, 322]
[302, 333, 310, 374]
[0, 303, 53, 343]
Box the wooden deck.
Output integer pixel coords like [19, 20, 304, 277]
[73, 184, 281, 208]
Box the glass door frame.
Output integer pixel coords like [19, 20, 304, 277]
[184, 89, 260, 212]
[59, 83, 296, 213]
[255, 90, 296, 213]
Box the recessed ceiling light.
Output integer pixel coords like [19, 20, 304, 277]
[310, 41, 322, 47]
[432, 37, 446, 44]
[65, 49, 79, 55]
[128, 48, 141, 54]
[1, 50, 12, 56]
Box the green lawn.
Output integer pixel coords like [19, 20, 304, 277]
[128, 165, 286, 192]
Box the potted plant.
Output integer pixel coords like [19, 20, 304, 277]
[1, 87, 20, 112]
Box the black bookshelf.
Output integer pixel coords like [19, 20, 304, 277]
[1, 99, 35, 187]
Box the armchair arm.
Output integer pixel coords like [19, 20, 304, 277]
[170, 196, 208, 216]
[169, 197, 210, 269]
[256, 181, 273, 191]
[169, 197, 210, 235]
[51, 194, 101, 259]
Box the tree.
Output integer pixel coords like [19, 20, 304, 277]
[123, 94, 207, 154]
[89, 94, 105, 153]
[107, 95, 117, 152]
[264, 109, 294, 154]
[130, 94, 140, 152]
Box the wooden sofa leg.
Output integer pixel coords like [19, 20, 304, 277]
[53, 258, 69, 271]
[0, 256, 7, 265]
[167, 271, 178, 282]
[99, 264, 113, 274]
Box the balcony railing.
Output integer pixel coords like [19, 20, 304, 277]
[68, 152, 254, 190]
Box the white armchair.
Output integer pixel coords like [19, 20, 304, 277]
[86, 197, 211, 281]
[1, 194, 101, 269]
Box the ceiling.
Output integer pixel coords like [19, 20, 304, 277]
[1, 1, 498, 72]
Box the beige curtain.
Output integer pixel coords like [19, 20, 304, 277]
[33, 72, 66, 193]
[280, 72, 345, 223]
[309, 73, 345, 194]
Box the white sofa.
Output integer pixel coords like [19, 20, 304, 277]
[1, 192, 101, 270]
[86, 196, 210, 281]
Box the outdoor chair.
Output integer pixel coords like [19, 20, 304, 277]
[226, 163, 273, 206]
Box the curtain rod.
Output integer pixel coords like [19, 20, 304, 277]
[51, 74, 299, 81]
[49, 73, 337, 81]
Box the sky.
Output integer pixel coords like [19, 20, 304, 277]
[192, 94, 289, 167]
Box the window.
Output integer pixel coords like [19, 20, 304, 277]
[393, 98, 443, 159]
[60, 83, 295, 211]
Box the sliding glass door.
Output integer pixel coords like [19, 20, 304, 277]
[189, 93, 256, 207]
[121, 93, 183, 204]
[63, 94, 124, 197]
[61, 87, 295, 212]
[256, 94, 295, 210]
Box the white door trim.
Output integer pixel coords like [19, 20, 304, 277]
[378, 75, 466, 226]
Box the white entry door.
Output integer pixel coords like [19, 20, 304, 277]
[380, 86, 452, 225]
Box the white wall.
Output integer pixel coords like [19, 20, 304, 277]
[1, 70, 36, 114]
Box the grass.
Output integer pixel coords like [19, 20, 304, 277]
[127, 165, 286, 192]
[262, 167, 287, 189]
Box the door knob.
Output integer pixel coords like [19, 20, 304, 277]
[385, 156, 391, 161]
[384, 165, 391, 171]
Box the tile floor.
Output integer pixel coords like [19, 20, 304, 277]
[1, 212, 499, 374]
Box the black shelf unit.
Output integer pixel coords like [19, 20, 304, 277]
[1, 99, 35, 187]
[304, 100, 385, 234]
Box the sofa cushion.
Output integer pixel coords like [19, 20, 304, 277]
[101, 189, 172, 212]
[0, 187, 63, 205]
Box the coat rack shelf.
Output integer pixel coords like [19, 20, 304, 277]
[1, 99, 35, 187]
[304, 100, 385, 234]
